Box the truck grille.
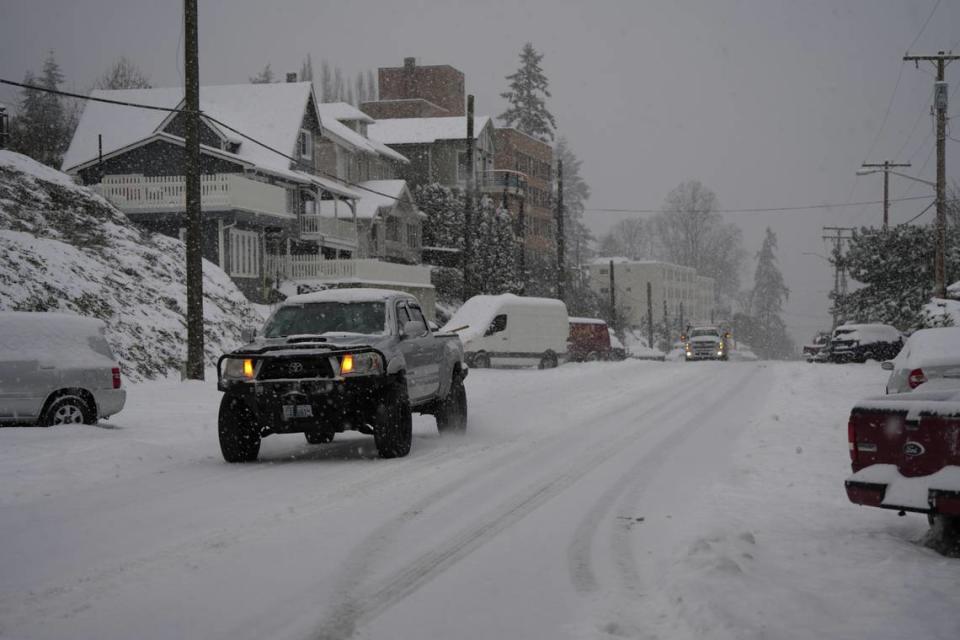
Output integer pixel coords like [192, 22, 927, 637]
[258, 357, 335, 380]
[692, 343, 717, 357]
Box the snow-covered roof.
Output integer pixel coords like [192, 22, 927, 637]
[367, 116, 492, 145]
[63, 82, 318, 177]
[569, 317, 607, 325]
[284, 287, 413, 305]
[318, 114, 379, 156]
[893, 327, 960, 370]
[318, 180, 413, 219]
[590, 257, 670, 267]
[315, 102, 374, 124]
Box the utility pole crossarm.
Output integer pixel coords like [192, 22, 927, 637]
[860, 161, 912, 229]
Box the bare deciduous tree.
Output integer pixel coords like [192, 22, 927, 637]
[96, 57, 152, 90]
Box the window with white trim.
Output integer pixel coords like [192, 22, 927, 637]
[230, 229, 260, 278]
[299, 130, 312, 160]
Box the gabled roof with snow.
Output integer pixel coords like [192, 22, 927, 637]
[318, 180, 414, 219]
[367, 116, 492, 145]
[63, 82, 318, 177]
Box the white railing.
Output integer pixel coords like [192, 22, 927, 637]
[263, 256, 432, 285]
[299, 214, 358, 244]
[99, 173, 290, 218]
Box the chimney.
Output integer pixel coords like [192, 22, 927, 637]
[404, 57, 416, 72]
[286, 72, 298, 83]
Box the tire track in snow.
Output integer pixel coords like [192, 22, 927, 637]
[310, 366, 726, 640]
[565, 365, 761, 598]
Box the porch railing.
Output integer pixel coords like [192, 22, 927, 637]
[263, 256, 432, 285]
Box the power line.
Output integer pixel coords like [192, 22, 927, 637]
[0, 78, 188, 113]
[900, 199, 936, 225]
[906, 0, 942, 53]
[584, 195, 939, 215]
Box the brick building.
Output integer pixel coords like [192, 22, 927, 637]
[361, 58, 465, 119]
[492, 128, 554, 267]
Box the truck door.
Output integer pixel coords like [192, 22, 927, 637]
[395, 302, 431, 402]
[408, 304, 440, 398]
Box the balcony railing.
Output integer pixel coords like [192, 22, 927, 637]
[98, 173, 291, 218]
[263, 256, 432, 285]
[299, 214, 358, 247]
[478, 170, 527, 196]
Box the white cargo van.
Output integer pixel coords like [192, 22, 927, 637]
[441, 294, 569, 369]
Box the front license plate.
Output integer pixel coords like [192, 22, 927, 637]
[283, 404, 314, 420]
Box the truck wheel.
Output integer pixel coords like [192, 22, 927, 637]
[436, 372, 467, 434]
[538, 351, 558, 369]
[305, 431, 335, 444]
[373, 382, 412, 458]
[218, 394, 261, 463]
[41, 395, 92, 426]
[473, 352, 491, 368]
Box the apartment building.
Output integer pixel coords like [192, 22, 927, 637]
[587, 258, 716, 329]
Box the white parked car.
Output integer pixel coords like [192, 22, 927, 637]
[882, 326, 960, 394]
[0, 312, 126, 425]
[441, 294, 569, 369]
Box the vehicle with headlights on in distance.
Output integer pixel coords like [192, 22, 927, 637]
[682, 325, 730, 361]
[216, 288, 467, 462]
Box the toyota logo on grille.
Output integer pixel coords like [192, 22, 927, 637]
[288, 361, 304, 374]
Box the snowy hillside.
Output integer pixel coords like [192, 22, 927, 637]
[0, 151, 262, 380]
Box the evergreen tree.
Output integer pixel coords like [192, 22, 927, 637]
[333, 67, 345, 102]
[96, 56, 152, 90]
[554, 136, 593, 268]
[749, 228, 792, 358]
[366, 70, 377, 102]
[10, 51, 72, 168]
[320, 60, 333, 101]
[472, 196, 522, 294]
[837, 224, 960, 330]
[299, 54, 314, 84]
[499, 43, 557, 142]
[249, 63, 274, 84]
[355, 72, 365, 105]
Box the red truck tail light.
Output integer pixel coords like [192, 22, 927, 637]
[848, 417, 857, 463]
[907, 368, 927, 389]
[112, 367, 122, 389]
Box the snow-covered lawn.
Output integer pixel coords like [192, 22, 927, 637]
[0, 360, 955, 639]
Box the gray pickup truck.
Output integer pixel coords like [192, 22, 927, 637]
[217, 288, 467, 461]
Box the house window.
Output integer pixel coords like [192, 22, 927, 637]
[299, 130, 313, 160]
[407, 223, 419, 249]
[386, 216, 400, 242]
[230, 229, 260, 278]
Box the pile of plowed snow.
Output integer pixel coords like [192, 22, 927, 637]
[0, 151, 262, 380]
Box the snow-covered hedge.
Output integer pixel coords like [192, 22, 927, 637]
[0, 151, 262, 380]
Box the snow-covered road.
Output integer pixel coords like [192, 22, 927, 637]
[0, 361, 956, 639]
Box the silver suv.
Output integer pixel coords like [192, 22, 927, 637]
[0, 312, 126, 425]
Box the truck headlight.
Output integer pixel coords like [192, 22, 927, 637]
[339, 352, 383, 376]
[223, 357, 258, 380]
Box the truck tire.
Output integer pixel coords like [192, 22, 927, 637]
[436, 372, 467, 434]
[218, 394, 261, 463]
[473, 352, 491, 368]
[538, 351, 558, 369]
[305, 431, 335, 444]
[373, 381, 412, 458]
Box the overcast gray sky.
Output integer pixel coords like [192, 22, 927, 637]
[2, 0, 958, 343]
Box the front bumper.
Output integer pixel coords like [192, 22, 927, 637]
[221, 375, 391, 434]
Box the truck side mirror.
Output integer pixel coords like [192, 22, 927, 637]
[427, 320, 439, 332]
[240, 326, 257, 343]
[880, 361, 894, 371]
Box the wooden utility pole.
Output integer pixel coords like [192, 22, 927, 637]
[608, 260, 616, 326]
[822, 227, 854, 329]
[904, 51, 958, 298]
[679, 301, 684, 335]
[462, 95, 475, 301]
[556, 159, 565, 300]
[861, 160, 911, 229]
[646, 281, 654, 349]
[517, 186, 526, 295]
[184, 0, 204, 380]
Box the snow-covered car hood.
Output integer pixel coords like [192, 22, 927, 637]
[244, 332, 388, 352]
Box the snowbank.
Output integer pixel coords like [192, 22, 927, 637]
[0, 151, 261, 380]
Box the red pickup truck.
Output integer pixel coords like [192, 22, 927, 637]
[845, 389, 960, 548]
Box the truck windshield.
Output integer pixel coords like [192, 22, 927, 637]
[263, 302, 386, 337]
[691, 329, 719, 338]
